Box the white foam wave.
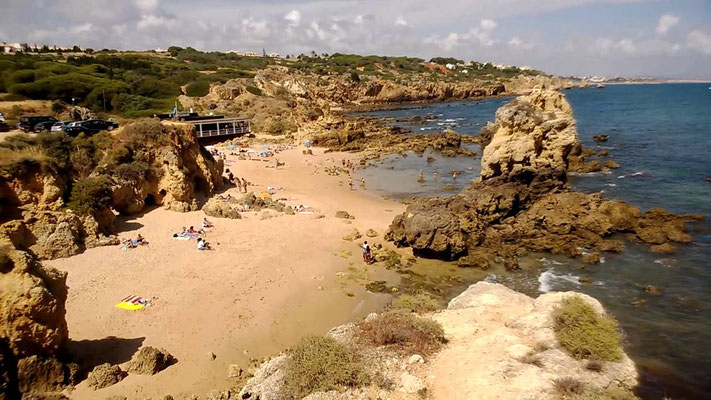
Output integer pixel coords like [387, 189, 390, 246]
[538, 269, 580, 293]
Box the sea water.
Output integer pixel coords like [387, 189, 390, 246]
[356, 83, 711, 398]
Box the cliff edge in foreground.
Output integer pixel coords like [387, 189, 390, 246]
[237, 282, 637, 400]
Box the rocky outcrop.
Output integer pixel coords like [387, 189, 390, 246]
[202, 198, 242, 219]
[236, 282, 637, 400]
[0, 238, 77, 396]
[480, 90, 578, 181]
[126, 346, 175, 375]
[86, 363, 125, 389]
[0, 120, 223, 260]
[429, 282, 637, 399]
[386, 90, 703, 261]
[108, 121, 224, 215]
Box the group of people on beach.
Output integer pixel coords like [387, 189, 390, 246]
[120, 233, 148, 250]
[171, 218, 214, 250]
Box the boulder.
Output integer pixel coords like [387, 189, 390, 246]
[650, 243, 677, 254]
[365, 229, 378, 238]
[593, 134, 609, 142]
[342, 229, 362, 241]
[16, 355, 78, 394]
[86, 363, 125, 390]
[457, 254, 490, 270]
[126, 347, 174, 375]
[582, 252, 601, 264]
[202, 198, 242, 219]
[335, 210, 353, 219]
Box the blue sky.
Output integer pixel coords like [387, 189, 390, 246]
[2, 0, 710, 79]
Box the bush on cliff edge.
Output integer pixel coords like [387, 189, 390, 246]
[553, 296, 622, 362]
[283, 336, 369, 399]
[358, 311, 447, 356]
[67, 176, 113, 216]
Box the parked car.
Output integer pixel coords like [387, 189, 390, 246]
[33, 120, 59, 132]
[0, 120, 9, 132]
[64, 119, 119, 136]
[50, 120, 77, 133]
[17, 116, 58, 132]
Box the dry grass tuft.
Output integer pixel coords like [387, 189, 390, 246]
[358, 311, 447, 356]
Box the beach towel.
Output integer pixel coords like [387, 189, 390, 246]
[258, 192, 272, 199]
[116, 295, 150, 311]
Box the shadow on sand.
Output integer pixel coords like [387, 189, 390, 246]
[64, 336, 145, 370]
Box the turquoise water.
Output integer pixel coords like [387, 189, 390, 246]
[357, 84, 711, 399]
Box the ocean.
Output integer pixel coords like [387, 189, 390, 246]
[355, 83, 711, 399]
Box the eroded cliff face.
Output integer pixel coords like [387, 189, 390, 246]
[0, 121, 223, 260]
[0, 239, 78, 396]
[386, 90, 703, 262]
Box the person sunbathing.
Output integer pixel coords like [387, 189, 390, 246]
[202, 218, 214, 229]
[197, 238, 211, 250]
[136, 233, 148, 245]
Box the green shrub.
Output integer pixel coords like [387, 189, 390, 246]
[392, 291, 442, 313]
[553, 296, 622, 361]
[113, 161, 148, 181]
[51, 101, 66, 114]
[67, 176, 113, 215]
[358, 311, 447, 355]
[283, 336, 370, 399]
[121, 119, 169, 145]
[266, 119, 296, 135]
[185, 79, 211, 97]
[245, 85, 262, 96]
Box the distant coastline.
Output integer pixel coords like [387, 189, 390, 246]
[586, 79, 711, 85]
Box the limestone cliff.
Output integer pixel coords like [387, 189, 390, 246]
[0, 238, 78, 396]
[233, 282, 637, 400]
[0, 121, 223, 260]
[386, 90, 703, 262]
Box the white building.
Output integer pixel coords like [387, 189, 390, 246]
[445, 63, 456, 70]
[2, 43, 22, 53]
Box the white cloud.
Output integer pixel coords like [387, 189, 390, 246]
[687, 30, 711, 55]
[394, 16, 409, 27]
[137, 15, 178, 31]
[134, 0, 159, 12]
[508, 35, 536, 50]
[354, 15, 364, 25]
[479, 19, 498, 31]
[284, 10, 301, 27]
[656, 14, 679, 35]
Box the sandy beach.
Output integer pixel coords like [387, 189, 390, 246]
[45, 145, 406, 399]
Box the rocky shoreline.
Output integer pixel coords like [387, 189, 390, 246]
[384, 90, 704, 266]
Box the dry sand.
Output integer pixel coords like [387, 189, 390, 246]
[46, 146, 406, 399]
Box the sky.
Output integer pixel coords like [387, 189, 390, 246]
[1, 0, 710, 79]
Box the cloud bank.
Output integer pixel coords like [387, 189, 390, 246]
[1, 0, 710, 79]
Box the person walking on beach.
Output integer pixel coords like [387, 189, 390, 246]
[418, 169, 425, 183]
[362, 241, 372, 264]
[348, 176, 354, 190]
[241, 178, 248, 193]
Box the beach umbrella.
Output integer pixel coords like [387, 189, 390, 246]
[258, 152, 268, 157]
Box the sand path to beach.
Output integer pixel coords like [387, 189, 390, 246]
[46, 146, 406, 399]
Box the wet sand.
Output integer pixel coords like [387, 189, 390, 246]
[46, 146, 406, 399]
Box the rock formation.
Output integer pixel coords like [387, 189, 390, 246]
[0, 120, 223, 260]
[236, 282, 637, 400]
[428, 282, 637, 399]
[386, 90, 703, 262]
[0, 238, 77, 396]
